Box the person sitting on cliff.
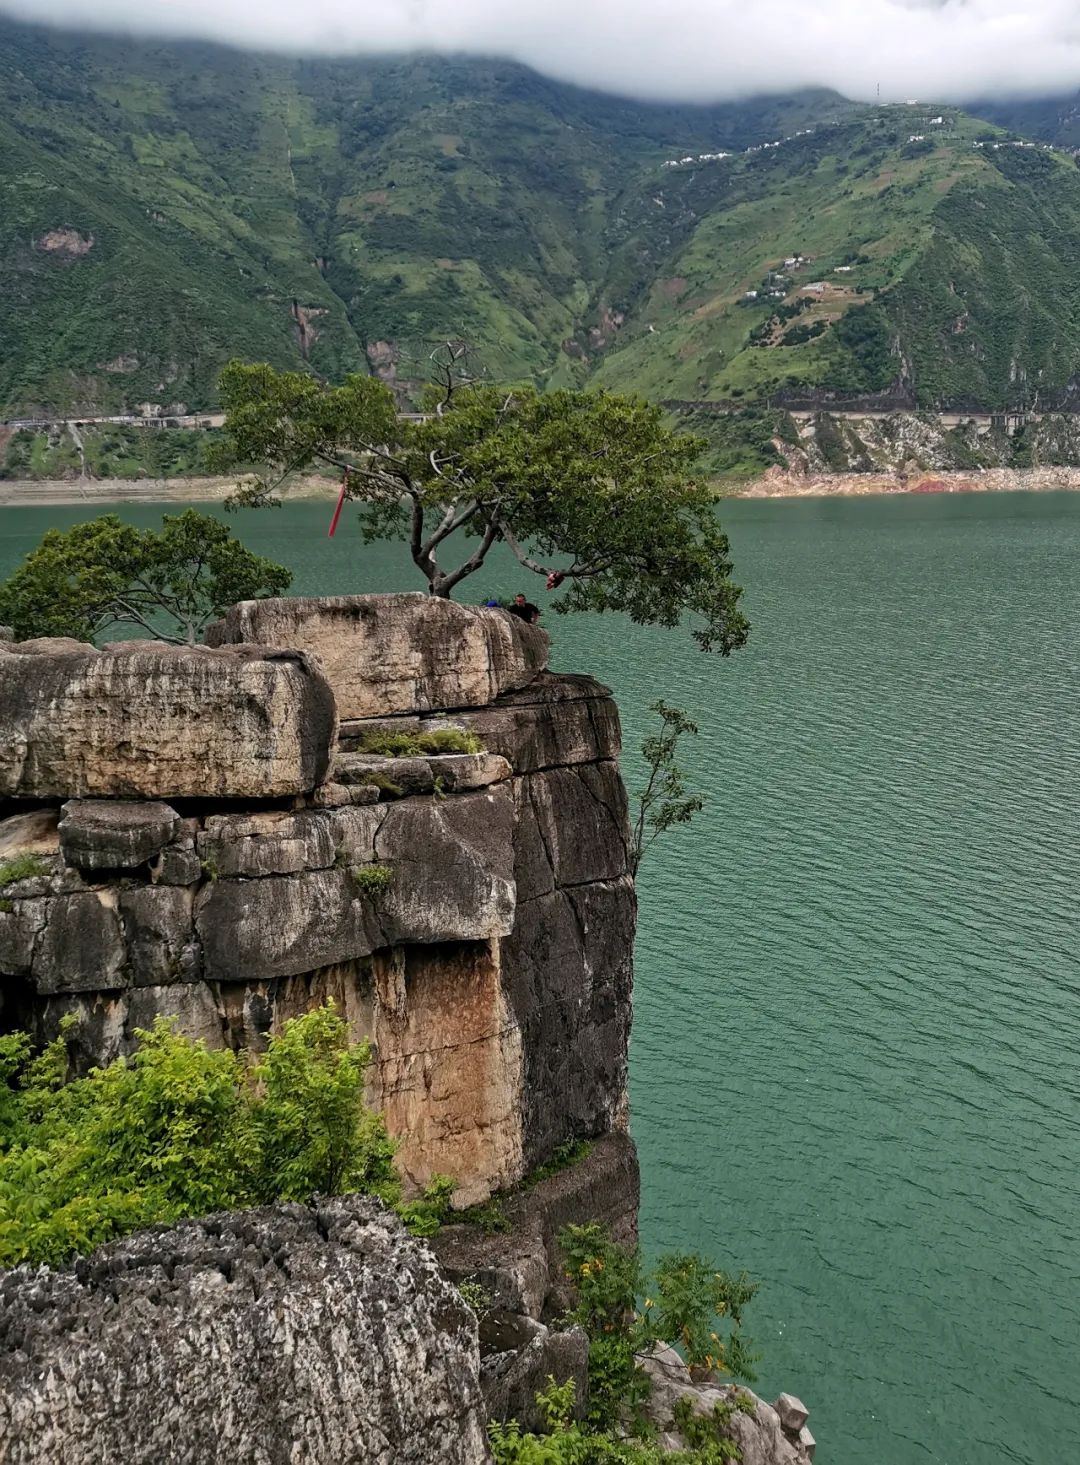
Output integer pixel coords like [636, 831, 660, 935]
[508, 592, 540, 624]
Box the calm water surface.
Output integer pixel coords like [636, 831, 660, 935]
[3, 492, 1079, 1465]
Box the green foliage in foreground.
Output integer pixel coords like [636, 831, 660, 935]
[0, 1005, 452, 1268]
[488, 1220, 760, 1465]
[561, 1224, 758, 1436]
[0, 510, 291, 646]
[489, 1378, 757, 1463]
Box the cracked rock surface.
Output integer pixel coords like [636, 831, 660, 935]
[0, 1196, 492, 1465]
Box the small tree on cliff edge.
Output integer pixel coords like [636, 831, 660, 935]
[213, 359, 749, 653]
[0, 510, 291, 646]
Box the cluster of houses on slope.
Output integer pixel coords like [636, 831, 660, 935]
[661, 127, 817, 170]
[741, 252, 864, 306]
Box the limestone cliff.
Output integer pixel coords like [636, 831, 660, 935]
[0, 1196, 490, 1465]
[0, 594, 632, 1206]
[0, 592, 814, 1463]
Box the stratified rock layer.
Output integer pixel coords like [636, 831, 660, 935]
[0, 640, 336, 798]
[0, 1197, 491, 1465]
[1, 614, 632, 1206]
[207, 592, 549, 718]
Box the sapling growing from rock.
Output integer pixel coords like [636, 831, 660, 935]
[631, 701, 704, 874]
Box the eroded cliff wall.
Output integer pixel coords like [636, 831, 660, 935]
[0, 594, 634, 1205]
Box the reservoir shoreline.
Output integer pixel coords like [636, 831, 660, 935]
[6, 464, 1080, 507]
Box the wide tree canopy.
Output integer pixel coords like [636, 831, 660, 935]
[0, 510, 291, 646]
[214, 361, 749, 653]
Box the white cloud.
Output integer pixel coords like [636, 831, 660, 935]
[4, 0, 1080, 103]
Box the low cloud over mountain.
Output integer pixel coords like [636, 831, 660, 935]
[4, 0, 1080, 103]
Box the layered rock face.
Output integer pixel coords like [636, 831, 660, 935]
[0, 598, 633, 1205]
[0, 640, 336, 799]
[0, 1197, 492, 1465]
[207, 592, 548, 718]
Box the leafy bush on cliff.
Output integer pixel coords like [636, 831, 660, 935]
[561, 1224, 758, 1435]
[0, 1005, 406, 1268]
[0, 509, 291, 646]
[487, 1222, 761, 1463]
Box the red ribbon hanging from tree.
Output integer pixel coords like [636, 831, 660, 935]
[328, 467, 349, 538]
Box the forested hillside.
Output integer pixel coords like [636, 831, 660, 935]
[5, 16, 1080, 416]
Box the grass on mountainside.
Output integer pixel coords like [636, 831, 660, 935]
[0, 426, 216, 480]
[5, 17, 1080, 414]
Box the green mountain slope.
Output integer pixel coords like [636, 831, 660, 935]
[0, 19, 848, 413]
[588, 109, 1080, 411]
[5, 18, 1080, 415]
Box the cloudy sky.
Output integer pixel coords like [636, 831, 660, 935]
[4, 0, 1080, 103]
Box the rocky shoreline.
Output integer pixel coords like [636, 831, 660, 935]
[7, 464, 1080, 509]
[0, 473, 338, 507]
[731, 465, 1080, 498]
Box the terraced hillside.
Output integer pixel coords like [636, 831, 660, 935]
[5, 16, 1080, 416]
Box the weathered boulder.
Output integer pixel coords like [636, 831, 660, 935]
[195, 789, 516, 983]
[0, 1197, 492, 1465]
[0, 640, 336, 799]
[33, 891, 127, 994]
[639, 1345, 815, 1465]
[198, 809, 338, 879]
[432, 1132, 640, 1320]
[481, 1320, 590, 1432]
[119, 886, 199, 985]
[332, 750, 512, 798]
[196, 867, 382, 983]
[0, 897, 47, 978]
[207, 593, 548, 718]
[776, 1393, 810, 1434]
[0, 625, 12, 642]
[59, 800, 179, 871]
[0, 808, 60, 860]
[373, 788, 517, 947]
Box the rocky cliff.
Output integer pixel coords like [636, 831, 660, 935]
[0, 594, 633, 1205]
[0, 1177, 814, 1465]
[0, 1196, 490, 1465]
[0, 592, 814, 1463]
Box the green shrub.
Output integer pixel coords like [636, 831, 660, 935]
[350, 863, 395, 897]
[0, 855, 51, 887]
[560, 1224, 759, 1435]
[0, 1003, 401, 1268]
[397, 1173, 456, 1237]
[455, 1275, 494, 1320]
[489, 1379, 666, 1464]
[353, 727, 484, 758]
[360, 772, 405, 798]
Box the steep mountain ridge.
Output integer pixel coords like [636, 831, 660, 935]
[5, 18, 1080, 416]
[1, 19, 847, 413]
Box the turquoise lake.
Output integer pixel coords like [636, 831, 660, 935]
[2, 490, 1078, 1465]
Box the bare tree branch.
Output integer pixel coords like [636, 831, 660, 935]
[437, 517, 501, 596]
